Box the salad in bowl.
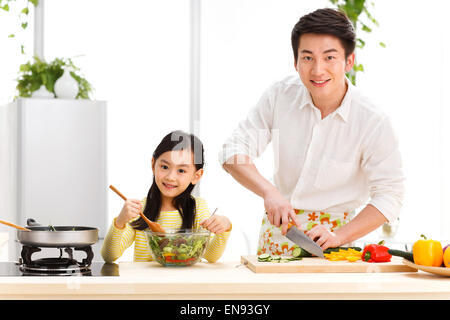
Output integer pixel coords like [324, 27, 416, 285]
[145, 229, 210, 267]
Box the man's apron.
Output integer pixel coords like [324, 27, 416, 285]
[257, 209, 354, 256]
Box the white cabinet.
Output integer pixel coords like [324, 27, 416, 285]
[0, 98, 108, 260]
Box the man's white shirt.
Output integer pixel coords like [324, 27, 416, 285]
[219, 75, 404, 222]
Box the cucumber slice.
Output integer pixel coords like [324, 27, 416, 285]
[292, 247, 302, 257]
[288, 256, 302, 261]
[257, 253, 303, 262]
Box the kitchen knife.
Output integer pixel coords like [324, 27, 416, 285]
[285, 223, 324, 258]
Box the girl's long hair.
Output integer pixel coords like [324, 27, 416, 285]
[130, 131, 204, 230]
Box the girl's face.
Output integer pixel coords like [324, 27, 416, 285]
[152, 149, 203, 201]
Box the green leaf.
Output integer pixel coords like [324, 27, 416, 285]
[40, 72, 48, 85]
[363, 7, 379, 26]
[21, 7, 29, 15]
[361, 23, 372, 33]
[29, 0, 39, 6]
[379, 42, 386, 48]
[30, 79, 42, 92]
[346, 72, 356, 86]
[19, 63, 30, 72]
[353, 63, 364, 72]
[1, 3, 9, 11]
[21, 22, 28, 29]
[356, 38, 365, 49]
[341, 0, 365, 22]
[8, 34, 15, 38]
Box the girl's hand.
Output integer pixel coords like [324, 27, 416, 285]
[200, 214, 231, 234]
[115, 199, 142, 229]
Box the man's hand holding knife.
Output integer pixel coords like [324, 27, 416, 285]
[263, 189, 299, 236]
[264, 188, 341, 251]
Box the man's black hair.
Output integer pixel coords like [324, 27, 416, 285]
[291, 8, 356, 62]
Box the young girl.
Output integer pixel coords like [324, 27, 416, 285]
[101, 131, 232, 263]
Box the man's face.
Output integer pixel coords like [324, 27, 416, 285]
[295, 33, 354, 103]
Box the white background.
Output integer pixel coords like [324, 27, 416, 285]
[1, 0, 450, 261]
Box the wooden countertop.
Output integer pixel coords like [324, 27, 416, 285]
[1, 259, 450, 300]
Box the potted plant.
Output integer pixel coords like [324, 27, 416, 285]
[16, 56, 93, 99]
[327, 0, 385, 85]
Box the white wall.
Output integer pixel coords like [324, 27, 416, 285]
[356, 0, 450, 242]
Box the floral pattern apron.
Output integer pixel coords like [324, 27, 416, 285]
[257, 209, 354, 256]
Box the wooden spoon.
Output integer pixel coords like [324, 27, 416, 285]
[109, 185, 165, 233]
[0, 219, 31, 231]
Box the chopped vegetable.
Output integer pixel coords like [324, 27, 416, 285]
[258, 247, 363, 263]
[324, 248, 362, 262]
[257, 254, 302, 263]
[299, 246, 361, 257]
[292, 247, 302, 258]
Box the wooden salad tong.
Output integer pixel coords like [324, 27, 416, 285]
[109, 185, 165, 233]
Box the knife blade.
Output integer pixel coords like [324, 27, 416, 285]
[285, 224, 324, 258]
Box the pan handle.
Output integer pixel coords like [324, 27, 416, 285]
[26, 218, 41, 227]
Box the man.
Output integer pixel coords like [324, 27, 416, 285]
[218, 8, 404, 254]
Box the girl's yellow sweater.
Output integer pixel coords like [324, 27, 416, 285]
[101, 197, 230, 263]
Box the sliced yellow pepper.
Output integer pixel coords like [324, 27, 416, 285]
[324, 248, 362, 262]
[163, 252, 176, 257]
[346, 256, 361, 262]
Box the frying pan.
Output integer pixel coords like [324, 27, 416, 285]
[17, 219, 99, 248]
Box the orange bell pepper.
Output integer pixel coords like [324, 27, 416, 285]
[443, 246, 450, 268]
[412, 234, 443, 267]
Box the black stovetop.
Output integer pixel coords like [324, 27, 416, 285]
[0, 239, 119, 277]
[0, 261, 118, 276]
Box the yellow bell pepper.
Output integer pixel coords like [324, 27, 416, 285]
[412, 234, 443, 267]
[163, 252, 176, 257]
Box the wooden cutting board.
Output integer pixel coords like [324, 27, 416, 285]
[241, 255, 417, 273]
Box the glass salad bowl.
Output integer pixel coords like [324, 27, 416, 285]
[145, 229, 211, 267]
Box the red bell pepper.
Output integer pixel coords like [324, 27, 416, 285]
[165, 256, 197, 263]
[362, 242, 392, 263]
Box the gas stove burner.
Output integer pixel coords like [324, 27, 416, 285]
[19, 260, 92, 276]
[19, 245, 94, 276]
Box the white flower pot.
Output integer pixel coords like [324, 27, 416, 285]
[54, 69, 79, 99]
[31, 84, 55, 99]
